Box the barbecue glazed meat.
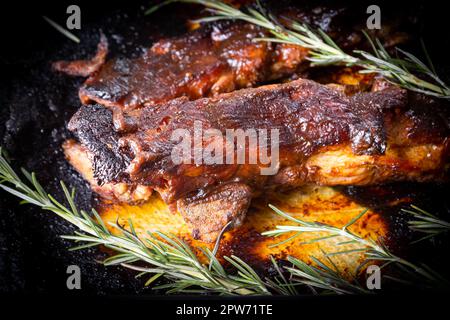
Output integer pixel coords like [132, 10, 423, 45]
[76, 21, 299, 111]
[55, 3, 413, 111]
[67, 79, 450, 242]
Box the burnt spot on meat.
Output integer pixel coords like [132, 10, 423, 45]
[349, 87, 408, 154]
[68, 104, 131, 184]
[401, 92, 450, 143]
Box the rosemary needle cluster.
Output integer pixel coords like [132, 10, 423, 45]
[402, 205, 450, 243]
[264, 205, 449, 289]
[0, 150, 326, 295]
[0, 152, 279, 295]
[148, 0, 450, 99]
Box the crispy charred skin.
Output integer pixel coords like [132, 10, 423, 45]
[63, 140, 152, 203]
[68, 79, 450, 241]
[67, 104, 132, 185]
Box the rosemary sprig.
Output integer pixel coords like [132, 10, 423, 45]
[402, 205, 450, 243]
[0, 148, 391, 295]
[148, 0, 450, 98]
[0, 149, 274, 295]
[3, 149, 351, 295]
[286, 253, 370, 295]
[263, 205, 449, 288]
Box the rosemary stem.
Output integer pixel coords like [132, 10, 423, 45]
[150, 0, 450, 99]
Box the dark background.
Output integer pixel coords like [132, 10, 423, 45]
[0, 0, 449, 306]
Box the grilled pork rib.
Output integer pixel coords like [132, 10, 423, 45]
[67, 79, 449, 242]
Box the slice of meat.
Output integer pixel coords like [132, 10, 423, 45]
[177, 183, 252, 242]
[53, 32, 108, 77]
[61, 4, 415, 111]
[68, 78, 449, 242]
[78, 22, 273, 111]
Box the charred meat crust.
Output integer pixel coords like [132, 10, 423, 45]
[62, 140, 153, 203]
[348, 88, 408, 154]
[67, 104, 131, 185]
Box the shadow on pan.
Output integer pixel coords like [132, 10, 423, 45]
[0, 0, 449, 294]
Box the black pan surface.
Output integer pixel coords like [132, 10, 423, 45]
[1, 0, 449, 295]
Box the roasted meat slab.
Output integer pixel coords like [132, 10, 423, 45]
[54, 4, 411, 111]
[67, 79, 449, 242]
[55, 20, 306, 110]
